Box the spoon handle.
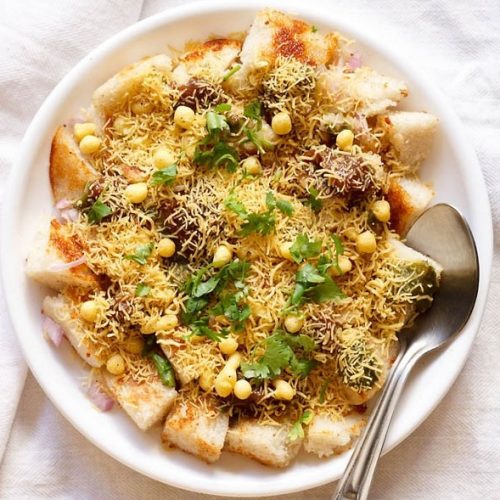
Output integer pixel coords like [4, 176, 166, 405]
[333, 343, 421, 500]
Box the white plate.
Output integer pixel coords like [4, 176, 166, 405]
[0, 0, 493, 496]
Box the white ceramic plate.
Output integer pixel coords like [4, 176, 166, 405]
[0, 1, 493, 496]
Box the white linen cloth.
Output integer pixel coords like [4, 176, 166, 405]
[0, 0, 499, 498]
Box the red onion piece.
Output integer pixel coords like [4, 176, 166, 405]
[353, 113, 369, 135]
[55, 199, 79, 223]
[55, 199, 73, 210]
[60, 208, 79, 222]
[42, 314, 64, 347]
[49, 255, 86, 272]
[347, 52, 362, 70]
[87, 383, 114, 412]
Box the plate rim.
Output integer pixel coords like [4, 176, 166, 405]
[0, 0, 493, 496]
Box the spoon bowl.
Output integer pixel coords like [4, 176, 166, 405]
[403, 203, 480, 350]
[334, 204, 480, 500]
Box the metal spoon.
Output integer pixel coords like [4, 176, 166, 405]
[333, 204, 479, 500]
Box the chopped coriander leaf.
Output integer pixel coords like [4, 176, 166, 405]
[302, 409, 314, 425]
[206, 110, 230, 135]
[124, 242, 154, 265]
[150, 164, 177, 186]
[290, 234, 322, 263]
[289, 262, 345, 307]
[266, 191, 294, 216]
[211, 292, 251, 331]
[226, 193, 291, 237]
[184, 264, 211, 294]
[282, 332, 316, 353]
[290, 357, 317, 377]
[225, 193, 248, 218]
[222, 64, 241, 81]
[308, 275, 344, 302]
[265, 191, 277, 209]
[316, 254, 332, 276]
[297, 263, 325, 284]
[192, 275, 220, 297]
[290, 283, 306, 307]
[241, 330, 316, 380]
[194, 142, 240, 172]
[241, 334, 291, 379]
[87, 198, 112, 224]
[182, 260, 251, 335]
[243, 100, 262, 128]
[190, 317, 229, 341]
[240, 211, 276, 236]
[319, 379, 331, 403]
[332, 234, 344, 256]
[181, 296, 209, 325]
[244, 128, 272, 154]
[184, 265, 218, 299]
[240, 361, 271, 380]
[151, 352, 176, 387]
[305, 187, 323, 212]
[135, 283, 151, 297]
[276, 198, 294, 216]
[311, 25, 318, 33]
[288, 410, 314, 441]
[215, 260, 251, 288]
[214, 102, 232, 113]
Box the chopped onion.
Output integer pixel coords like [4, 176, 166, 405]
[55, 199, 79, 223]
[353, 113, 369, 135]
[55, 199, 73, 210]
[49, 255, 86, 271]
[42, 313, 64, 347]
[347, 52, 362, 70]
[87, 383, 114, 412]
[60, 208, 79, 222]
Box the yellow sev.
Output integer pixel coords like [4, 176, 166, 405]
[63, 50, 428, 423]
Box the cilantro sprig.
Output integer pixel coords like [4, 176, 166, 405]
[290, 262, 344, 307]
[124, 242, 154, 265]
[243, 101, 262, 128]
[182, 260, 251, 340]
[211, 291, 251, 332]
[286, 233, 346, 308]
[244, 128, 273, 154]
[206, 110, 230, 135]
[189, 317, 229, 342]
[304, 187, 323, 212]
[87, 198, 112, 224]
[240, 101, 276, 153]
[289, 234, 322, 264]
[266, 191, 294, 216]
[194, 142, 240, 172]
[288, 410, 314, 441]
[225, 191, 294, 237]
[150, 164, 177, 186]
[135, 282, 151, 297]
[241, 330, 316, 380]
[194, 104, 240, 172]
[319, 378, 331, 403]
